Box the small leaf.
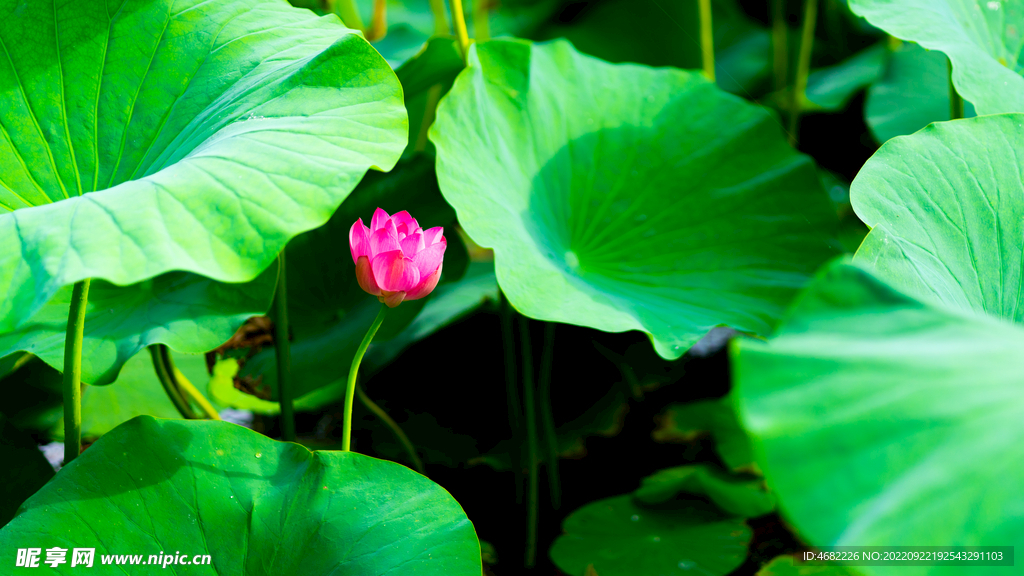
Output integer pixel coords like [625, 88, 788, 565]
[654, 397, 757, 472]
[635, 464, 775, 518]
[549, 495, 751, 576]
[805, 43, 888, 111]
[757, 555, 862, 576]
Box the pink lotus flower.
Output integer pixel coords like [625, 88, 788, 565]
[349, 208, 446, 308]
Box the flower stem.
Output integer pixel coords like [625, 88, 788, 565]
[151, 344, 199, 420]
[273, 252, 295, 441]
[519, 316, 539, 568]
[538, 322, 560, 510]
[62, 279, 90, 465]
[449, 0, 471, 61]
[948, 57, 963, 120]
[343, 304, 389, 451]
[430, 0, 450, 35]
[500, 293, 524, 504]
[168, 354, 220, 420]
[788, 0, 818, 147]
[334, 0, 365, 31]
[771, 0, 788, 92]
[473, 0, 490, 42]
[365, 0, 388, 42]
[356, 382, 425, 474]
[698, 0, 715, 82]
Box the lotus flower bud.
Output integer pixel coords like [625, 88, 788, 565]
[349, 208, 446, 308]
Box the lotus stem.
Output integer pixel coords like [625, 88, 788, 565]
[151, 344, 199, 420]
[449, 0, 471, 61]
[343, 304, 389, 451]
[788, 0, 818, 146]
[698, 0, 715, 82]
[473, 0, 490, 42]
[273, 252, 295, 441]
[334, 0, 365, 31]
[500, 293, 525, 504]
[169, 358, 220, 420]
[772, 0, 788, 92]
[356, 382, 425, 474]
[365, 0, 388, 42]
[538, 322, 561, 509]
[948, 57, 963, 120]
[430, 0, 450, 35]
[519, 316, 539, 568]
[62, 279, 90, 465]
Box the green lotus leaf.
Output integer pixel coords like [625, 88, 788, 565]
[431, 39, 838, 359]
[865, 42, 975, 143]
[0, 414, 54, 528]
[851, 115, 1024, 320]
[549, 494, 751, 576]
[848, 0, 1024, 114]
[0, 0, 407, 353]
[635, 464, 775, 518]
[0, 268, 275, 385]
[734, 262, 1023, 575]
[0, 417, 481, 575]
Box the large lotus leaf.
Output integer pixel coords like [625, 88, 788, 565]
[0, 417, 481, 574]
[851, 115, 1024, 321]
[549, 494, 751, 576]
[733, 262, 1023, 575]
[0, 0, 407, 342]
[50, 350, 214, 441]
[865, 42, 976, 143]
[848, 0, 1024, 115]
[430, 39, 838, 359]
[0, 267, 275, 385]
